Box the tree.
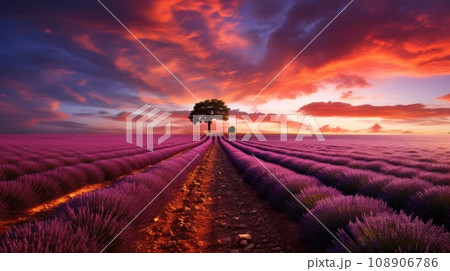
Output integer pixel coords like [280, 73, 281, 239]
[188, 99, 230, 132]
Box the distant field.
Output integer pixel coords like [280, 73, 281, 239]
[0, 134, 448, 252]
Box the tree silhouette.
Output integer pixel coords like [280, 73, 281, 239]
[188, 99, 230, 132]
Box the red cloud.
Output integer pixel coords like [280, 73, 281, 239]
[326, 74, 371, 89]
[368, 123, 382, 133]
[298, 102, 450, 119]
[55, 0, 450, 104]
[320, 124, 350, 133]
[437, 94, 450, 102]
[103, 111, 128, 122]
[340, 90, 363, 100]
[72, 34, 102, 55]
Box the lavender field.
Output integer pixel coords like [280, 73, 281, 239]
[220, 135, 450, 252]
[0, 134, 449, 252]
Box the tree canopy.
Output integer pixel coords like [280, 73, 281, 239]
[188, 99, 230, 132]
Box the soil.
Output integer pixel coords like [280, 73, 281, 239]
[0, 183, 108, 234]
[133, 141, 303, 253]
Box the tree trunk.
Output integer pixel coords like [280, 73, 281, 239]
[207, 121, 212, 133]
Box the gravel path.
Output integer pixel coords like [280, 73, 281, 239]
[134, 141, 303, 252]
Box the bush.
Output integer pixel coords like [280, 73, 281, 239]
[348, 160, 386, 171]
[0, 181, 38, 219]
[418, 172, 450, 186]
[426, 163, 450, 174]
[78, 164, 105, 183]
[334, 170, 375, 194]
[0, 164, 24, 180]
[299, 195, 392, 251]
[0, 200, 9, 220]
[57, 201, 131, 251]
[255, 175, 278, 199]
[16, 174, 63, 202]
[328, 213, 450, 252]
[285, 186, 342, 221]
[0, 219, 102, 253]
[243, 164, 270, 187]
[406, 186, 450, 228]
[315, 166, 345, 186]
[267, 175, 320, 210]
[40, 158, 63, 170]
[94, 160, 124, 180]
[381, 165, 419, 178]
[305, 163, 326, 175]
[358, 176, 392, 198]
[44, 167, 86, 193]
[279, 157, 316, 174]
[380, 179, 433, 210]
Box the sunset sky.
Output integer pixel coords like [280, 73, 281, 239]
[1, 0, 449, 134]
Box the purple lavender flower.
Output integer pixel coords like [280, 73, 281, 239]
[328, 213, 450, 252]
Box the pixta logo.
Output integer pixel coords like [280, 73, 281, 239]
[126, 104, 172, 151]
[192, 114, 325, 141]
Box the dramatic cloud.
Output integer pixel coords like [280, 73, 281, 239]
[0, 0, 449, 133]
[103, 111, 129, 122]
[319, 124, 350, 134]
[340, 90, 363, 101]
[298, 102, 450, 119]
[437, 94, 450, 102]
[368, 123, 382, 133]
[326, 74, 371, 90]
[36, 120, 89, 129]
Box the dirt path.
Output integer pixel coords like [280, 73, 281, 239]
[134, 141, 303, 253]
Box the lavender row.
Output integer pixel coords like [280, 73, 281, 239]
[0, 135, 196, 162]
[0, 137, 211, 252]
[219, 138, 449, 252]
[0, 148, 146, 181]
[225, 138, 450, 232]
[0, 136, 198, 180]
[243, 139, 450, 175]
[0, 144, 135, 164]
[243, 137, 449, 168]
[0, 137, 207, 220]
[251, 135, 450, 164]
[241, 140, 450, 183]
[0, 141, 129, 164]
[246, 139, 450, 177]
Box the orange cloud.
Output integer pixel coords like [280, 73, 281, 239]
[368, 123, 382, 133]
[87, 92, 114, 105]
[62, 85, 86, 103]
[437, 94, 450, 102]
[72, 34, 102, 55]
[320, 124, 350, 134]
[77, 79, 87, 86]
[298, 102, 450, 119]
[340, 91, 363, 101]
[54, 0, 450, 106]
[326, 74, 371, 89]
